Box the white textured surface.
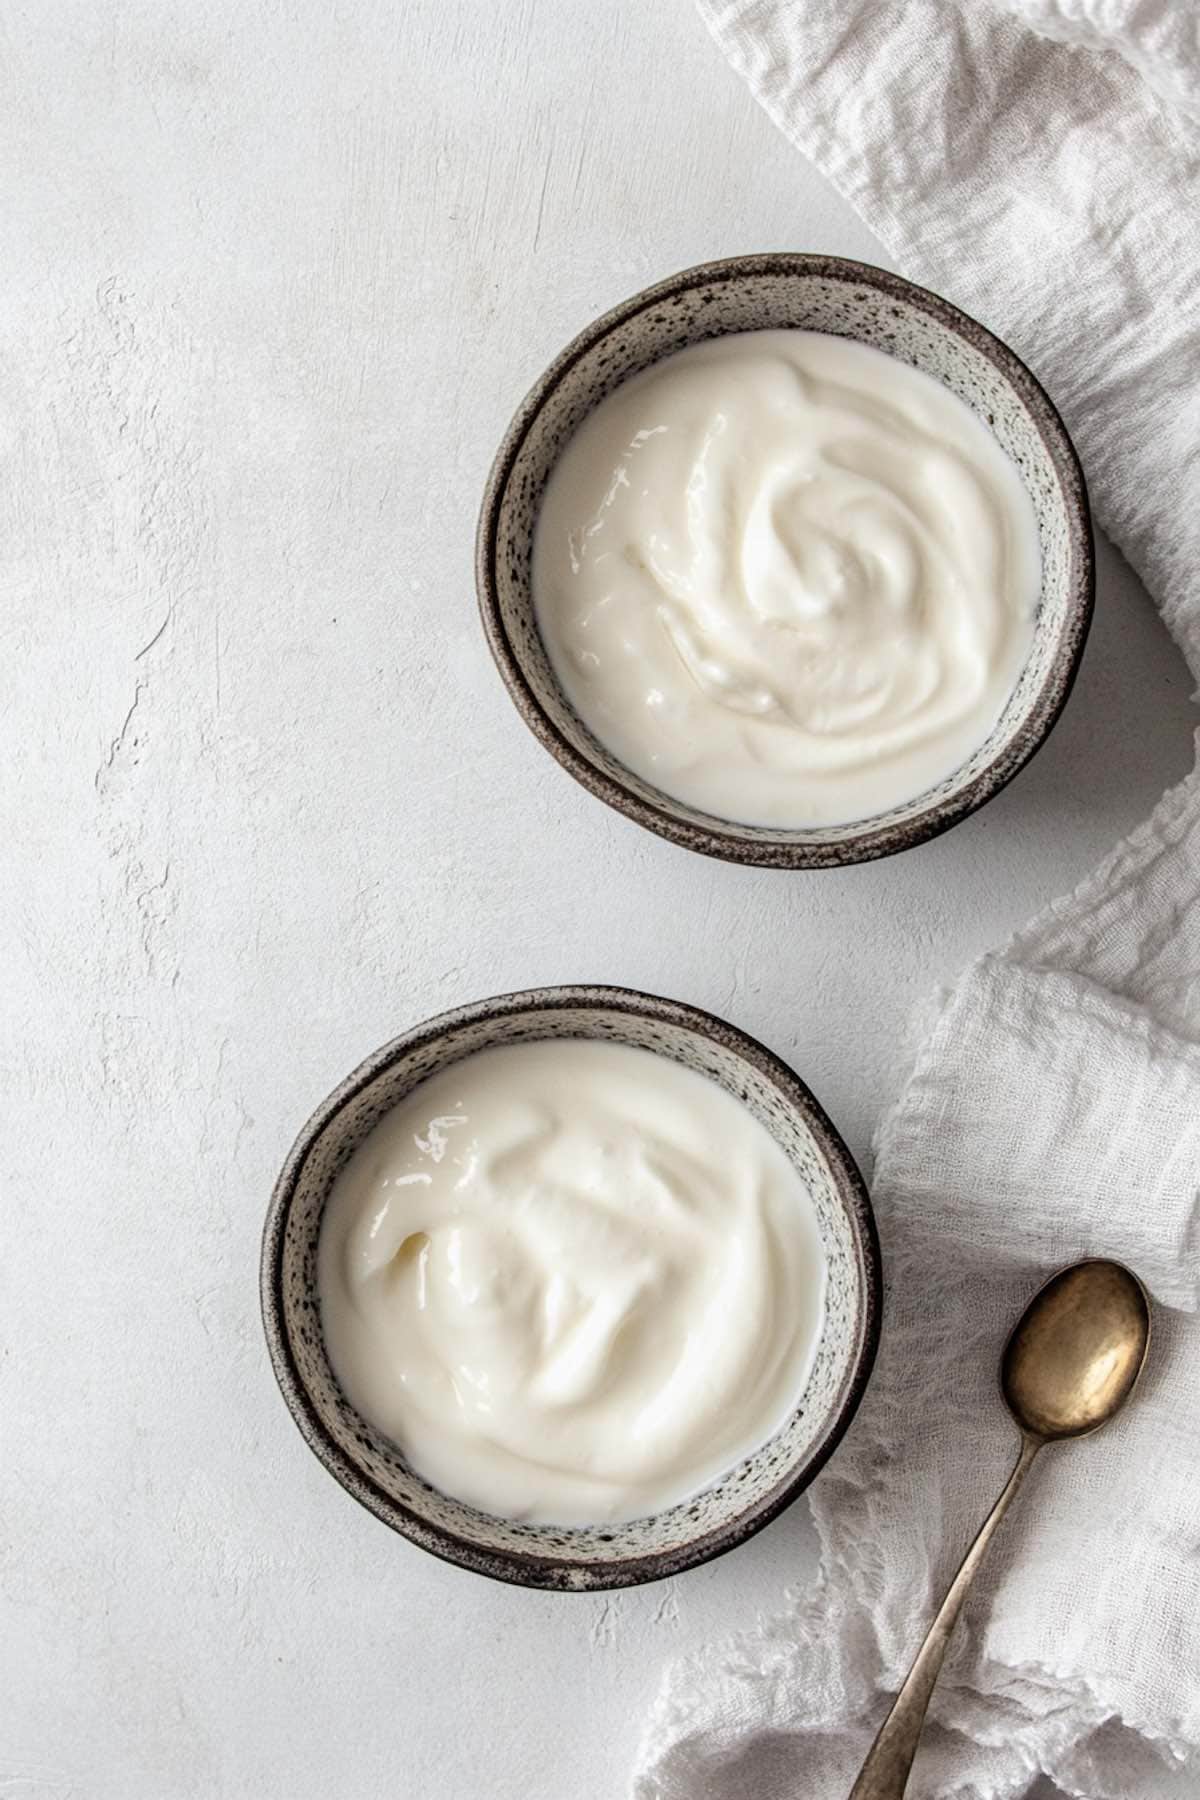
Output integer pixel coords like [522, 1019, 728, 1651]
[1, 3, 1195, 1797]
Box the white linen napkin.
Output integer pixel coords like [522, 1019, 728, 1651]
[635, 4, 1200, 1796]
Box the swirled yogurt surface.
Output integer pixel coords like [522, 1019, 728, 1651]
[318, 1038, 827, 1524]
[532, 329, 1040, 826]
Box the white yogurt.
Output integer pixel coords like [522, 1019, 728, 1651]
[318, 1038, 827, 1525]
[532, 329, 1041, 827]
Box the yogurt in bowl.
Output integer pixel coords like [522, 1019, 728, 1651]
[318, 1037, 828, 1526]
[261, 987, 880, 1590]
[532, 329, 1041, 829]
[477, 254, 1093, 867]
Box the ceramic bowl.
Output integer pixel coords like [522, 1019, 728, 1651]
[476, 253, 1093, 868]
[261, 985, 881, 1590]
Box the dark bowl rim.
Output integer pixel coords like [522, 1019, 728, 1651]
[475, 251, 1095, 870]
[260, 983, 882, 1591]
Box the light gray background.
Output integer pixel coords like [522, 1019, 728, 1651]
[3, 3, 1195, 1797]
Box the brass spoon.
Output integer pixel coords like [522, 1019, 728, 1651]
[849, 1258, 1151, 1800]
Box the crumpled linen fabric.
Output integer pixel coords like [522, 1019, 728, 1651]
[634, 2, 1200, 1795]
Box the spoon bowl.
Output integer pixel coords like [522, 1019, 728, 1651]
[1002, 1258, 1151, 1441]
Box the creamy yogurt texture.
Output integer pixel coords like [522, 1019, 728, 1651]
[318, 1038, 827, 1525]
[532, 329, 1041, 827]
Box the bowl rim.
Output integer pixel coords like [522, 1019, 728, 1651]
[260, 983, 883, 1590]
[475, 251, 1095, 869]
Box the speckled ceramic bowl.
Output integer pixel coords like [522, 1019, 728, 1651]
[477, 254, 1093, 867]
[261, 985, 881, 1590]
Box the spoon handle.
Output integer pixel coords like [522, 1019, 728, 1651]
[848, 1434, 1041, 1800]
